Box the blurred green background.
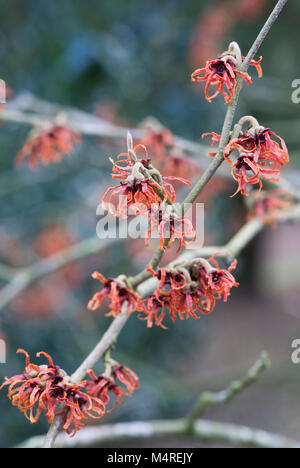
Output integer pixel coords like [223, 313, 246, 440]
[0, 0, 300, 448]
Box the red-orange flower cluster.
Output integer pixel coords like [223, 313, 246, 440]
[140, 127, 201, 181]
[142, 127, 174, 164]
[247, 189, 293, 226]
[0, 349, 105, 436]
[0, 350, 139, 437]
[203, 124, 289, 196]
[191, 51, 262, 103]
[11, 224, 83, 319]
[102, 143, 190, 218]
[87, 363, 139, 412]
[138, 257, 239, 328]
[16, 125, 81, 169]
[87, 272, 141, 318]
[224, 128, 289, 166]
[102, 139, 193, 252]
[146, 203, 196, 253]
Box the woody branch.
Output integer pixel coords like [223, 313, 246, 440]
[18, 417, 300, 449]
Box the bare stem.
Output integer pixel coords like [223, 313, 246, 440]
[0, 235, 119, 312]
[20, 417, 300, 449]
[0, 99, 210, 159]
[185, 353, 270, 433]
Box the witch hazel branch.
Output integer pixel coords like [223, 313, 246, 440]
[0, 0, 292, 449]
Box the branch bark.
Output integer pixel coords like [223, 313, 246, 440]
[0, 98, 210, 159]
[0, 234, 120, 311]
[185, 353, 270, 432]
[18, 417, 300, 449]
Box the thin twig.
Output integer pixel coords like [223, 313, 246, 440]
[185, 353, 270, 433]
[0, 97, 210, 158]
[0, 235, 119, 311]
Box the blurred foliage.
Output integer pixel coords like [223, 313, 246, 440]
[0, 0, 300, 448]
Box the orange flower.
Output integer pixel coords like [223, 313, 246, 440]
[204, 126, 289, 166]
[203, 124, 289, 197]
[230, 153, 280, 197]
[141, 127, 174, 164]
[55, 383, 105, 436]
[162, 155, 201, 182]
[198, 254, 239, 302]
[102, 143, 191, 218]
[87, 272, 141, 317]
[202, 131, 231, 160]
[10, 224, 84, 320]
[146, 203, 196, 253]
[87, 363, 139, 412]
[0, 349, 61, 424]
[247, 189, 293, 226]
[146, 265, 187, 293]
[224, 128, 289, 167]
[137, 266, 188, 328]
[138, 257, 238, 328]
[140, 127, 201, 181]
[138, 285, 213, 329]
[0, 349, 105, 437]
[16, 125, 81, 169]
[191, 49, 262, 103]
[138, 295, 171, 329]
